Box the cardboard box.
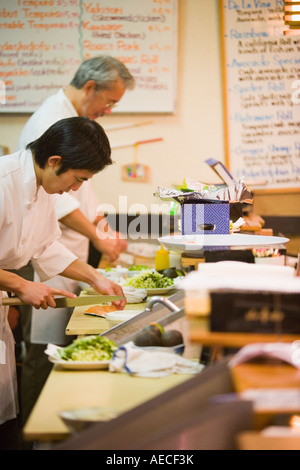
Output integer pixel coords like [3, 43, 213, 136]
[181, 200, 230, 235]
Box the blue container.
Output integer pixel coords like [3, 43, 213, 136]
[181, 200, 230, 235]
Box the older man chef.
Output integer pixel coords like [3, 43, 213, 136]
[0, 116, 125, 448]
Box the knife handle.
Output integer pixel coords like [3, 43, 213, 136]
[2, 298, 25, 306]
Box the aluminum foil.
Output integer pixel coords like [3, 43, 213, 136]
[154, 179, 253, 204]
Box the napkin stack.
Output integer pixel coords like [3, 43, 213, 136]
[109, 342, 204, 378]
[178, 261, 300, 294]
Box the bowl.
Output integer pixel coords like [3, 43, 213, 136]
[137, 344, 185, 356]
[59, 406, 119, 433]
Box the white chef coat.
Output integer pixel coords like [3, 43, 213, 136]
[17, 89, 101, 344]
[17, 88, 101, 264]
[0, 149, 77, 424]
[0, 291, 18, 426]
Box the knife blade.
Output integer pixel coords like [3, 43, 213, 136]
[2, 295, 123, 308]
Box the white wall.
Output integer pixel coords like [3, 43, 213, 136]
[0, 0, 224, 214]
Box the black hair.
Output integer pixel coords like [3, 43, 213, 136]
[27, 116, 112, 175]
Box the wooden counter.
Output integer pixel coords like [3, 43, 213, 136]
[233, 362, 300, 449]
[23, 367, 190, 442]
[65, 252, 157, 336]
[23, 359, 300, 445]
[65, 300, 147, 336]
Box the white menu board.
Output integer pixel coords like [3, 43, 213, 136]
[0, 0, 178, 113]
[219, 0, 300, 191]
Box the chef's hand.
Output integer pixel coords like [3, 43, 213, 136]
[60, 260, 126, 310]
[90, 274, 126, 310]
[92, 235, 128, 262]
[94, 218, 128, 262]
[15, 280, 77, 310]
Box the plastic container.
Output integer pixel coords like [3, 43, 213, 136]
[155, 245, 169, 271]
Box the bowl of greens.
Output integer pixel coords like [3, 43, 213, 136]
[128, 264, 149, 277]
[45, 335, 118, 370]
[121, 269, 179, 295]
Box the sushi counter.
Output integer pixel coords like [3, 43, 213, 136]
[22, 239, 300, 450]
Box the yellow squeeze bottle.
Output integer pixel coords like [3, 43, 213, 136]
[155, 245, 169, 271]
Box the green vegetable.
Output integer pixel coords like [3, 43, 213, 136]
[158, 267, 178, 278]
[122, 269, 174, 289]
[128, 265, 149, 271]
[57, 335, 117, 362]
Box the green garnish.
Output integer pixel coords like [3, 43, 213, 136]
[128, 265, 149, 271]
[57, 335, 117, 362]
[122, 269, 174, 289]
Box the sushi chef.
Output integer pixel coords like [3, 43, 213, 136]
[16, 56, 135, 427]
[0, 116, 125, 447]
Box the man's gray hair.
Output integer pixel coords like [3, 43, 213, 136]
[70, 55, 135, 91]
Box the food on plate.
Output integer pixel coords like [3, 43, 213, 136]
[229, 217, 245, 233]
[122, 269, 174, 289]
[128, 264, 149, 271]
[104, 266, 128, 274]
[57, 335, 117, 362]
[85, 304, 117, 317]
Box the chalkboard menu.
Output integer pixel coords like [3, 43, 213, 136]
[219, 0, 300, 191]
[0, 0, 178, 113]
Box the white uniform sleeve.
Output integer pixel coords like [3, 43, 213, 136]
[55, 193, 80, 220]
[31, 240, 78, 282]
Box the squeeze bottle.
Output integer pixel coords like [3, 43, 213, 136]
[155, 245, 169, 271]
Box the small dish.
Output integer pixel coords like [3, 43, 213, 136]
[136, 344, 185, 356]
[106, 310, 142, 321]
[59, 406, 119, 433]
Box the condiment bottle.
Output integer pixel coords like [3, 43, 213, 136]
[169, 250, 182, 270]
[155, 245, 169, 271]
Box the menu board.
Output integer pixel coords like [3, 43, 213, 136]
[0, 0, 178, 113]
[219, 0, 300, 191]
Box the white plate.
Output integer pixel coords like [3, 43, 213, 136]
[106, 310, 142, 322]
[146, 284, 179, 295]
[158, 234, 289, 254]
[48, 357, 110, 370]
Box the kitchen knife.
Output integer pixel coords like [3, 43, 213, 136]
[2, 295, 123, 308]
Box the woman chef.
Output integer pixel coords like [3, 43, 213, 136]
[0, 116, 125, 445]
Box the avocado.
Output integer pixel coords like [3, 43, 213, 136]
[144, 323, 164, 338]
[158, 267, 178, 278]
[161, 330, 183, 347]
[134, 330, 162, 347]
